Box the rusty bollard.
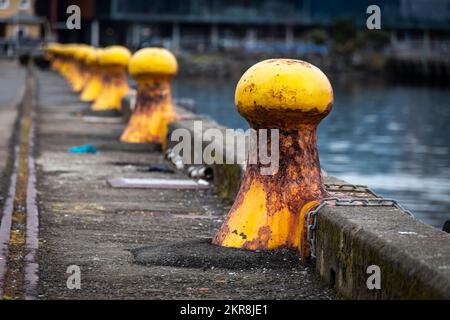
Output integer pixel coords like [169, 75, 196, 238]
[66, 45, 84, 91]
[48, 43, 67, 75]
[52, 44, 65, 73]
[45, 43, 59, 70]
[80, 48, 102, 102]
[58, 44, 76, 84]
[72, 45, 92, 93]
[46, 43, 75, 82]
[91, 46, 131, 111]
[120, 48, 177, 145]
[212, 59, 333, 257]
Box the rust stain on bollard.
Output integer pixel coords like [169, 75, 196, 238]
[46, 43, 72, 81]
[72, 45, 92, 93]
[45, 43, 59, 71]
[213, 59, 333, 257]
[91, 46, 131, 111]
[80, 48, 102, 102]
[52, 44, 77, 87]
[120, 48, 178, 145]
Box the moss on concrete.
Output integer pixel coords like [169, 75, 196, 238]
[214, 163, 243, 201]
[316, 206, 450, 299]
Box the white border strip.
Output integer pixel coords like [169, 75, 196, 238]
[0, 143, 20, 298]
[25, 110, 39, 300]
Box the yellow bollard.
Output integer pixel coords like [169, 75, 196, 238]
[47, 43, 66, 73]
[91, 46, 131, 111]
[80, 48, 102, 102]
[51, 44, 66, 75]
[67, 45, 78, 87]
[57, 44, 79, 88]
[72, 45, 92, 92]
[52, 44, 66, 75]
[212, 59, 333, 254]
[45, 43, 59, 70]
[120, 48, 178, 145]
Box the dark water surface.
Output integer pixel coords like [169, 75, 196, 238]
[173, 78, 450, 229]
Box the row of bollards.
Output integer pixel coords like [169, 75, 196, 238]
[45, 43, 177, 146]
[45, 43, 335, 260]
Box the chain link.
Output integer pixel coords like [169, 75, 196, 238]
[306, 185, 414, 259]
[324, 183, 382, 198]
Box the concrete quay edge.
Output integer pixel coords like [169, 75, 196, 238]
[121, 92, 450, 299]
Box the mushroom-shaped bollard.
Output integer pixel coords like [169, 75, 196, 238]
[58, 44, 76, 83]
[91, 46, 131, 111]
[120, 48, 178, 144]
[212, 59, 333, 253]
[80, 48, 102, 102]
[45, 43, 59, 70]
[49, 43, 66, 75]
[65, 45, 82, 90]
[72, 45, 92, 92]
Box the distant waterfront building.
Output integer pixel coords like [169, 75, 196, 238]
[36, 0, 450, 52]
[0, 0, 44, 54]
[35, 0, 97, 45]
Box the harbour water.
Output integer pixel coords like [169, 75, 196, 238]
[173, 78, 450, 229]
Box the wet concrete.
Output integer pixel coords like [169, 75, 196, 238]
[317, 204, 450, 299]
[35, 70, 335, 299]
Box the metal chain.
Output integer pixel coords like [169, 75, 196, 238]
[306, 185, 414, 259]
[324, 183, 382, 198]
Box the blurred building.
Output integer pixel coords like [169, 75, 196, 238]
[35, 0, 450, 52]
[35, 0, 97, 44]
[0, 0, 44, 55]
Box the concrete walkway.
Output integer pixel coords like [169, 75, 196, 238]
[0, 60, 26, 214]
[35, 70, 334, 299]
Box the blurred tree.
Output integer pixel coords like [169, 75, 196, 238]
[331, 18, 357, 53]
[307, 28, 328, 45]
[363, 29, 390, 50]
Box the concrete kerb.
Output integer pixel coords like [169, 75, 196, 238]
[121, 91, 450, 300]
[317, 205, 450, 299]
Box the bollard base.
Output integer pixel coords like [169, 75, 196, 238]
[131, 239, 302, 270]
